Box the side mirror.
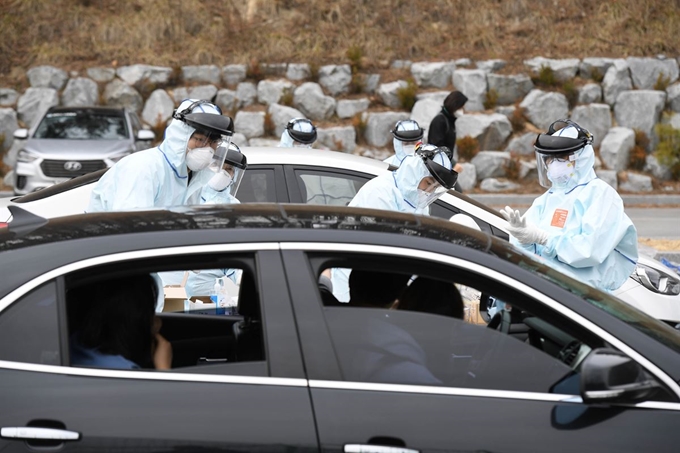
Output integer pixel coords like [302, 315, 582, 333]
[13, 129, 28, 140]
[136, 130, 156, 141]
[580, 348, 661, 404]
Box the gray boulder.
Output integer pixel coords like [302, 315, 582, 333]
[453, 69, 487, 112]
[268, 103, 306, 137]
[61, 77, 99, 107]
[234, 111, 265, 139]
[626, 57, 679, 90]
[222, 64, 247, 86]
[377, 80, 408, 109]
[293, 82, 336, 121]
[504, 132, 537, 156]
[596, 169, 618, 189]
[456, 113, 512, 151]
[27, 65, 68, 90]
[86, 67, 116, 83]
[519, 89, 569, 131]
[116, 64, 173, 87]
[519, 160, 537, 180]
[103, 79, 143, 113]
[336, 98, 370, 119]
[261, 63, 287, 77]
[614, 90, 666, 150]
[0, 108, 18, 150]
[0, 88, 19, 107]
[257, 79, 295, 105]
[571, 103, 612, 148]
[456, 163, 477, 192]
[579, 58, 616, 80]
[480, 178, 520, 192]
[667, 82, 680, 113]
[602, 59, 632, 106]
[215, 89, 237, 112]
[142, 89, 174, 126]
[619, 172, 653, 192]
[578, 83, 602, 104]
[523, 57, 580, 82]
[362, 111, 410, 148]
[410, 98, 440, 134]
[411, 62, 453, 88]
[471, 151, 511, 180]
[249, 138, 280, 147]
[318, 64, 351, 96]
[231, 132, 249, 148]
[236, 82, 257, 108]
[476, 59, 506, 73]
[286, 63, 311, 81]
[317, 126, 357, 153]
[645, 154, 673, 181]
[599, 127, 635, 172]
[181, 65, 221, 85]
[362, 74, 381, 94]
[17, 87, 59, 127]
[486, 74, 533, 105]
[416, 91, 449, 104]
[189, 85, 218, 101]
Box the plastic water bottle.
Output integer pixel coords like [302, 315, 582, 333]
[210, 279, 221, 306]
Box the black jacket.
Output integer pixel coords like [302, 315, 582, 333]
[427, 108, 458, 165]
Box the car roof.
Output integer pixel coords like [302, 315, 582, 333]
[0, 203, 494, 254]
[45, 106, 127, 116]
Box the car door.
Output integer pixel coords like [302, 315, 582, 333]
[281, 242, 680, 453]
[0, 246, 317, 452]
[236, 164, 288, 203]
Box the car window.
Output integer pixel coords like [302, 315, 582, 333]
[237, 169, 277, 203]
[316, 261, 611, 394]
[65, 258, 266, 373]
[33, 111, 129, 140]
[295, 170, 367, 206]
[0, 282, 60, 365]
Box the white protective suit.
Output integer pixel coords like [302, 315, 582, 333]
[510, 131, 638, 292]
[384, 137, 417, 167]
[87, 99, 221, 212]
[331, 153, 451, 301]
[184, 168, 240, 205]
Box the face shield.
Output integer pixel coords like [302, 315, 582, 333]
[414, 144, 458, 210]
[218, 142, 247, 197]
[534, 119, 593, 188]
[174, 99, 234, 157]
[287, 118, 317, 147]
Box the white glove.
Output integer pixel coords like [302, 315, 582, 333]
[500, 206, 548, 246]
[207, 169, 232, 191]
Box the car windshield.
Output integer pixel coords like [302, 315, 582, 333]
[490, 241, 680, 353]
[33, 111, 129, 140]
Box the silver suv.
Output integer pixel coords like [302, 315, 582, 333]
[12, 106, 155, 195]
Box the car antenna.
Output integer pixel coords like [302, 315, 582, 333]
[4, 206, 49, 236]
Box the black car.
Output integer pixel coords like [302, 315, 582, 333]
[1, 204, 679, 452]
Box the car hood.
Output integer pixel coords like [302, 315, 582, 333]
[23, 139, 134, 158]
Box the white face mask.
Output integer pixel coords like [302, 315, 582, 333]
[547, 160, 575, 186]
[402, 143, 417, 156]
[207, 169, 233, 191]
[186, 146, 214, 171]
[416, 189, 431, 210]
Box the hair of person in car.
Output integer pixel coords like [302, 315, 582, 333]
[396, 276, 464, 319]
[349, 269, 411, 308]
[67, 274, 157, 368]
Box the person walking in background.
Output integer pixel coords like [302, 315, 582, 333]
[384, 119, 425, 167]
[500, 119, 638, 292]
[428, 90, 468, 192]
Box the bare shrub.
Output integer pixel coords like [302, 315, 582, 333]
[396, 79, 418, 111]
[456, 136, 480, 162]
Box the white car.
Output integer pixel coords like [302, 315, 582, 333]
[2, 146, 679, 324]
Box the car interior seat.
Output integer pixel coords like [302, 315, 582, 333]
[232, 273, 264, 361]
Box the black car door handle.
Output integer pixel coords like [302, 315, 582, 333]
[1, 427, 80, 441]
[344, 445, 419, 453]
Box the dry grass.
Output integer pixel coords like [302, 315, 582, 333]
[1, 0, 679, 87]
